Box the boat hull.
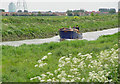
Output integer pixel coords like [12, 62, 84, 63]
[59, 31, 82, 39]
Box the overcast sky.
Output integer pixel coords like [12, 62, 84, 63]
[0, 0, 119, 12]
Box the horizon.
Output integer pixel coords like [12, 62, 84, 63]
[0, 2, 118, 12]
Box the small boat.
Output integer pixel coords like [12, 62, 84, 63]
[59, 28, 83, 41]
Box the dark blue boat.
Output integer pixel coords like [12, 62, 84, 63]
[59, 28, 82, 39]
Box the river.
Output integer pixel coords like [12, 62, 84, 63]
[0, 28, 119, 47]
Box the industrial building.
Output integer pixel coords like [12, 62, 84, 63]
[8, 2, 16, 12]
[17, 0, 28, 12]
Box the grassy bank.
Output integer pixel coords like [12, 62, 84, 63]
[2, 32, 119, 82]
[2, 15, 118, 41]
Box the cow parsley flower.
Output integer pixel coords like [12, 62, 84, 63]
[35, 64, 38, 67]
[41, 56, 47, 60]
[48, 52, 52, 55]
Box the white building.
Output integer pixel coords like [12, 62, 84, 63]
[9, 2, 16, 12]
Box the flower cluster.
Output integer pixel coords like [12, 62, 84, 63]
[30, 47, 118, 82]
[34, 52, 52, 68]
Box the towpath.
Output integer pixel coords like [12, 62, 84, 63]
[0, 28, 119, 47]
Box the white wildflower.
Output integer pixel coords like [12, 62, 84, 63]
[65, 58, 70, 61]
[41, 74, 46, 78]
[81, 78, 85, 82]
[104, 64, 108, 68]
[68, 75, 72, 77]
[38, 60, 42, 63]
[30, 78, 34, 80]
[48, 52, 52, 55]
[58, 68, 61, 71]
[41, 56, 47, 60]
[35, 64, 38, 67]
[71, 79, 75, 82]
[61, 71, 67, 76]
[57, 74, 62, 78]
[78, 53, 81, 56]
[58, 64, 65, 67]
[66, 61, 71, 64]
[61, 77, 66, 82]
[47, 79, 52, 82]
[40, 80, 45, 82]
[54, 70, 58, 74]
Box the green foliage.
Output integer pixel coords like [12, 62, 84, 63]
[2, 15, 118, 41]
[99, 8, 109, 12]
[0, 9, 5, 12]
[95, 14, 99, 16]
[74, 12, 79, 16]
[109, 9, 116, 14]
[66, 10, 73, 16]
[73, 9, 85, 13]
[91, 12, 94, 16]
[37, 11, 42, 16]
[2, 32, 119, 82]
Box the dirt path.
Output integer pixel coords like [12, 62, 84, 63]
[0, 28, 118, 47]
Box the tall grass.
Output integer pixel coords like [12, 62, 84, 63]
[2, 15, 118, 41]
[2, 32, 119, 82]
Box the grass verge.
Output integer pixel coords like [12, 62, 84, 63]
[2, 32, 119, 82]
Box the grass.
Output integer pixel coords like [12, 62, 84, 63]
[2, 15, 118, 41]
[2, 32, 119, 82]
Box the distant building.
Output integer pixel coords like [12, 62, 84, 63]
[119, 9, 120, 12]
[2, 12, 32, 16]
[85, 11, 101, 15]
[119, 1, 120, 11]
[53, 12, 67, 16]
[17, 0, 28, 13]
[9, 2, 16, 12]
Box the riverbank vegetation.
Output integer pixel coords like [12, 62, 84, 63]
[2, 32, 119, 82]
[2, 15, 118, 41]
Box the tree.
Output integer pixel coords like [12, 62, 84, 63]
[31, 13, 35, 16]
[109, 9, 116, 14]
[12, 14, 16, 16]
[95, 14, 99, 16]
[91, 12, 94, 16]
[48, 11, 52, 13]
[38, 11, 42, 16]
[74, 12, 79, 16]
[66, 10, 73, 16]
[5, 14, 8, 16]
[0, 9, 5, 12]
[79, 9, 85, 12]
[24, 10, 28, 13]
[17, 10, 22, 13]
[73, 9, 85, 13]
[99, 8, 109, 12]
